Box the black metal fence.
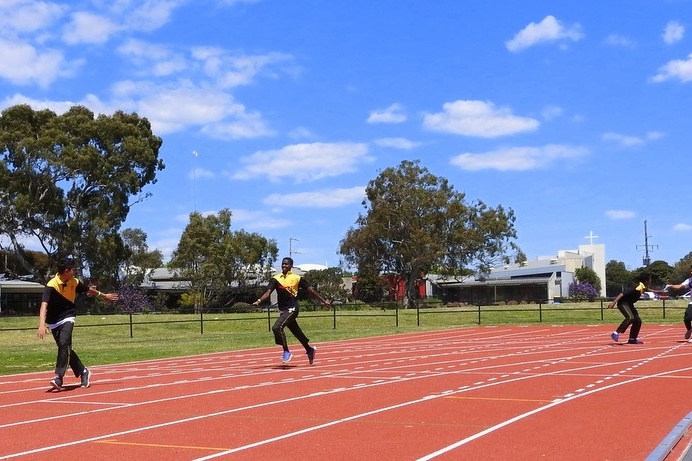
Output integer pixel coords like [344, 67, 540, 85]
[2, 298, 687, 337]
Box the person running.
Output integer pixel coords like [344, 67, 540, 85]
[608, 273, 651, 344]
[661, 265, 692, 342]
[37, 257, 119, 390]
[252, 257, 331, 364]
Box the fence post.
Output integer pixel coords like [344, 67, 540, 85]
[416, 303, 420, 327]
[267, 307, 272, 332]
[662, 299, 666, 319]
[600, 299, 604, 321]
[333, 303, 336, 330]
[477, 303, 481, 325]
[200, 309, 204, 335]
[539, 302, 542, 322]
[395, 303, 399, 327]
[129, 313, 133, 338]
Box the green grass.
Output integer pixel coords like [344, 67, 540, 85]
[1, 299, 687, 376]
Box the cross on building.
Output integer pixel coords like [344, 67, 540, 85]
[584, 230, 599, 245]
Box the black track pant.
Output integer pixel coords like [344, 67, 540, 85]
[50, 321, 85, 379]
[272, 309, 310, 352]
[616, 301, 642, 340]
[684, 303, 692, 330]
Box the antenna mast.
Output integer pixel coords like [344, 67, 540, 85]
[636, 220, 658, 266]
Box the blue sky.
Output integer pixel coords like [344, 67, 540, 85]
[2, 0, 691, 271]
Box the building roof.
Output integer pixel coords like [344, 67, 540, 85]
[0, 278, 44, 293]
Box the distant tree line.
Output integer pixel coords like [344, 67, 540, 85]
[3, 104, 691, 313]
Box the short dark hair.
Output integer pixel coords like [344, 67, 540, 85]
[282, 257, 294, 266]
[57, 257, 76, 274]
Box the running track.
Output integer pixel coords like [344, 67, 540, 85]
[2, 325, 692, 460]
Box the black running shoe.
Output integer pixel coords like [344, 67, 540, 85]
[80, 369, 91, 388]
[307, 346, 316, 365]
[50, 376, 62, 390]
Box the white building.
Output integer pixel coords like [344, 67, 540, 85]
[432, 242, 606, 304]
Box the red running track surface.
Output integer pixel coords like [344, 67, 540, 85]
[1, 325, 692, 460]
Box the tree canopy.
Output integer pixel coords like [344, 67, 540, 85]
[120, 228, 164, 286]
[169, 209, 278, 309]
[0, 104, 164, 284]
[339, 160, 519, 305]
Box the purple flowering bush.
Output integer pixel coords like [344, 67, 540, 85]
[117, 285, 155, 313]
[569, 281, 599, 301]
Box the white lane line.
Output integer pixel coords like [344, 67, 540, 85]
[417, 357, 691, 460]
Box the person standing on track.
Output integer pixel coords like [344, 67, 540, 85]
[607, 273, 651, 344]
[37, 257, 119, 390]
[253, 257, 331, 364]
[661, 265, 692, 343]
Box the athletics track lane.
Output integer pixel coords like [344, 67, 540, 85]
[1, 325, 691, 460]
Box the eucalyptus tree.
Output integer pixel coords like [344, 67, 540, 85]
[340, 160, 519, 306]
[120, 228, 164, 286]
[302, 267, 351, 305]
[169, 209, 278, 309]
[0, 104, 164, 283]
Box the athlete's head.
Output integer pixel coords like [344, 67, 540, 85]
[281, 257, 294, 274]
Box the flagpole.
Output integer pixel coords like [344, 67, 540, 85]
[192, 150, 198, 211]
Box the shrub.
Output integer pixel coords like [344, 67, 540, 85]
[117, 285, 155, 313]
[569, 282, 599, 301]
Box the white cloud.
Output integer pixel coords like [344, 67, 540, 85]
[200, 112, 275, 139]
[118, 39, 187, 77]
[423, 100, 539, 138]
[0, 0, 67, 37]
[62, 11, 120, 44]
[263, 186, 366, 208]
[673, 223, 692, 232]
[232, 142, 372, 182]
[126, 0, 183, 32]
[225, 209, 291, 229]
[450, 144, 588, 171]
[506, 15, 584, 52]
[602, 131, 664, 147]
[288, 127, 316, 140]
[541, 105, 564, 120]
[605, 210, 636, 220]
[191, 47, 294, 89]
[663, 21, 685, 45]
[652, 53, 692, 82]
[0, 39, 73, 87]
[110, 79, 270, 135]
[604, 34, 635, 48]
[367, 103, 407, 124]
[374, 137, 420, 150]
[187, 167, 215, 180]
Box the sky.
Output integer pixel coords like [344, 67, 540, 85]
[1, 0, 691, 271]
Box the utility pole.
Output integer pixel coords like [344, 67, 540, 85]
[637, 220, 658, 266]
[289, 238, 300, 259]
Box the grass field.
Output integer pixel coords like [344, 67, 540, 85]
[1, 299, 688, 376]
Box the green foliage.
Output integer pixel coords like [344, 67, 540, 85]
[352, 271, 389, 303]
[169, 209, 278, 309]
[340, 159, 518, 305]
[0, 104, 164, 285]
[575, 266, 601, 292]
[671, 252, 692, 284]
[633, 260, 673, 288]
[605, 260, 631, 296]
[120, 228, 163, 286]
[303, 267, 351, 303]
